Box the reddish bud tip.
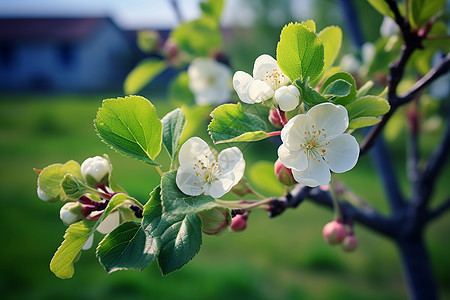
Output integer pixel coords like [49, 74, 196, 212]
[274, 159, 297, 186]
[268, 109, 283, 128]
[342, 234, 358, 252]
[230, 214, 248, 232]
[323, 220, 347, 245]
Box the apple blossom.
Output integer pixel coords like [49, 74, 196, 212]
[278, 103, 359, 187]
[59, 202, 83, 226]
[230, 214, 248, 232]
[233, 54, 290, 104]
[342, 234, 358, 252]
[81, 156, 111, 184]
[188, 57, 232, 105]
[176, 137, 245, 198]
[274, 159, 297, 186]
[274, 85, 300, 111]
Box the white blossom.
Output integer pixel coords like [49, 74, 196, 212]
[380, 16, 398, 37]
[37, 187, 51, 202]
[233, 54, 290, 104]
[188, 57, 232, 105]
[274, 85, 300, 111]
[278, 103, 359, 187]
[59, 202, 82, 226]
[176, 137, 245, 198]
[81, 156, 111, 183]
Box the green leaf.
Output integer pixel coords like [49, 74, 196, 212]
[94, 96, 162, 166]
[346, 95, 391, 120]
[356, 81, 374, 98]
[38, 160, 82, 203]
[248, 161, 285, 197]
[320, 72, 357, 106]
[157, 212, 202, 275]
[162, 108, 187, 165]
[61, 174, 88, 200]
[322, 79, 351, 98]
[161, 171, 218, 215]
[367, 0, 395, 18]
[50, 193, 129, 278]
[208, 103, 269, 144]
[276, 22, 324, 82]
[200, 0, 224, 20]
[143, 186, 203, 275]
[349, 117, 382, 129]
[311, 26, 342, 86]
[180, 105, 211, 144]
[294, 78, 328, 111]
[300, 20, 316, 32]
[96, 221, 157, 273]
[409, 0, 446, 28]
[171, 16, 221, 57]
[124, 58, 166, 95]
[169, 72, 195, 106]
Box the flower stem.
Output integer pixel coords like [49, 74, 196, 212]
[155, 166, 164, 177]
[267, 131, 281, 137]
[216, 198, 273, 210]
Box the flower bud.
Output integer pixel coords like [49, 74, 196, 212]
[342, 234, 358, 252]
[274, 159, 297, 186]
[274, 85, 300, 112]
[323, 220, 347, 245]
[230, 178, 251, 197]
[197, 207, 231, 235]
[37, 187, 53, 202]
[81, 156, 111, 186]
[60, 202, 83, 226]
[230, 214, 248, 232]
[268, 109, 283, 128]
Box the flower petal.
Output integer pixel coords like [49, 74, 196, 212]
[324, 134, 360, 173]
[179, 137, 214, 166]
[274, 85, 300, 111]
[207, 175, 235, 198]
[307, 103, 349, 136]
[278, 144, 308, 171]
[97, 211, 120, 234]
[218, 147, 245, 184]
[292, 158, 331, 187]
[176, 163, 204, 196]
[280, 114, 310, 150]
[253, 54, 279, 80]
[248, 80, 274, 102]
[233, 71, 255, 104]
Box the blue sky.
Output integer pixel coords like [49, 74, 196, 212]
[0, 0, 263, 29]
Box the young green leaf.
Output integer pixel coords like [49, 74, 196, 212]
[161, 171, 218, 215]
[200, 0, 224, 20]
[142, 186, 203, 275]
[356, 81, 375, 98]
[50, 193, 129, 279]
[294, 78, 328, 111]
[162, 108, 187, 165]
[300, 20, 316, 32]
[320, 72, 357, 106]
[276, 22, 324, 82]
[170, 16, 221, 57]
[349, 116, 382, 130]
[311, 26, 342, 86]
[208, 103, 269, 144]
[409, 0, 446, 28]
[95, 96, 162, 166]
[346, 95, 391, 120]
[322, 79, 351, 98]
[156, 212, 202, 275]
[367, 0, 395, 19]
[38, 160, 82, 203]
[61, 174, 88, 200]
[124, 58, 166, 95]
[96, 221, 158, 273]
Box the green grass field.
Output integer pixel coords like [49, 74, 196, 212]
[1, 93, 449, 300]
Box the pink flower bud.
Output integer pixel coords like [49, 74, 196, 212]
[274, 159, 297, 186]
[198, 207, 231, 235]
[323, 220, 347, 245]
[269, 109, 283, 128]
[230, 214, 247, 232]
[342, 234, 358, 252]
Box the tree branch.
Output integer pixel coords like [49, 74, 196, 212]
[270, 185, 394, 237]
[427, 198, 450, 221]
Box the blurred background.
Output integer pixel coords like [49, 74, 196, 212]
[1, 0, 449, 299]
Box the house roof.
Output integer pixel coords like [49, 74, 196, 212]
[0, 17, 117, 43]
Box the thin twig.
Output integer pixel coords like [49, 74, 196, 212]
[427, 198, 450, 221]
